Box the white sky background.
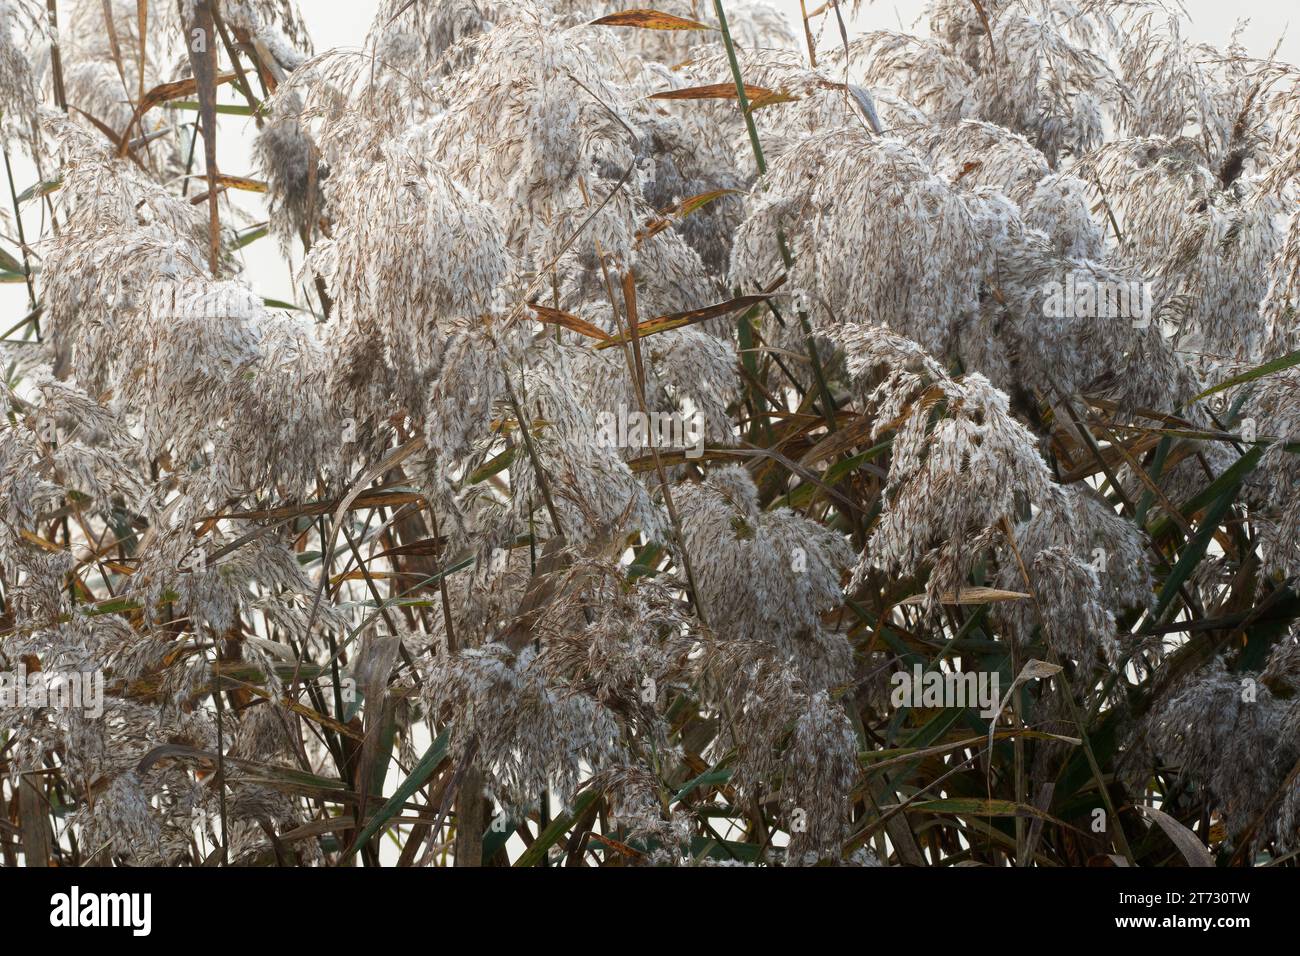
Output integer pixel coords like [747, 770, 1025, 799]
[296, 0, 1299, 58]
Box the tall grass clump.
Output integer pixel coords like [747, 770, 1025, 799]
[1, 0, 1300, 867]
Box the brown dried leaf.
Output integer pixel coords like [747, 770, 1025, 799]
[595, 294, 771, 349]
[590, 9, 711, 30]
[747, 89, 801, 110]
[1138, 806, 1216, 867]
[530, 303, 613, 342]
[650, 82, 774, 101]
[898, 587, 1031, 606]
[117, 70, 237, 157]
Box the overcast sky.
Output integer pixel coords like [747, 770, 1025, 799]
[301, 1, 1297, 63]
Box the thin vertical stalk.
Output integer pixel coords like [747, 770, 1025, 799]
[798, 0, 818, 67]
[211, 648, 230, 865]
[712, 0, 765, 176]
[712, 0, 838, 432]
[136, 0, 147, 105]
[187, 0, 221, 275]
[618, 270, 709, 627]
[1001, 519, 1135, 866]
[2, 145, 38, 314]
[45, 1, 68, 111]
[503, 373, 564, 542]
